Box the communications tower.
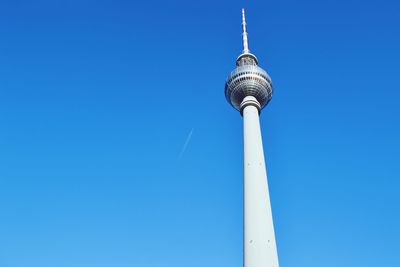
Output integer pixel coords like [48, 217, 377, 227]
[225, 9, 279, 267]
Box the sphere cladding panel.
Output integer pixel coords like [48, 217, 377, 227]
[225, 65, 273, 111]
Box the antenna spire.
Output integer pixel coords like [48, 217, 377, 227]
[242, 8, 249, 54]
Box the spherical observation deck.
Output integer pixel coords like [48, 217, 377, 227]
[225, 59, 273, 112]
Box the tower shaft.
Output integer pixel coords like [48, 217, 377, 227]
[242, 97, 279, 267]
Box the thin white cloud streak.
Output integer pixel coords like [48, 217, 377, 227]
[177, 128, 194, 162]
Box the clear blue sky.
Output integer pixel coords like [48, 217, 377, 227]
[1, 0, 399, 266]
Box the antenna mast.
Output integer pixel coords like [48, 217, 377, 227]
[242, 8, 250, 54]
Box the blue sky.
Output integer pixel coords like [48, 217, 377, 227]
[1, 0, 400, 266]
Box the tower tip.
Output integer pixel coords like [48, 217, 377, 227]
[241, 8, 249, 54]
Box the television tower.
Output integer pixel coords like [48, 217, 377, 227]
[225, 9, 279, 267]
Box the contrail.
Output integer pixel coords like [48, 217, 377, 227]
[177, 128, 194, 162]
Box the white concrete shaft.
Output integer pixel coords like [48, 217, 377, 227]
[242, 99, 279, 267]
